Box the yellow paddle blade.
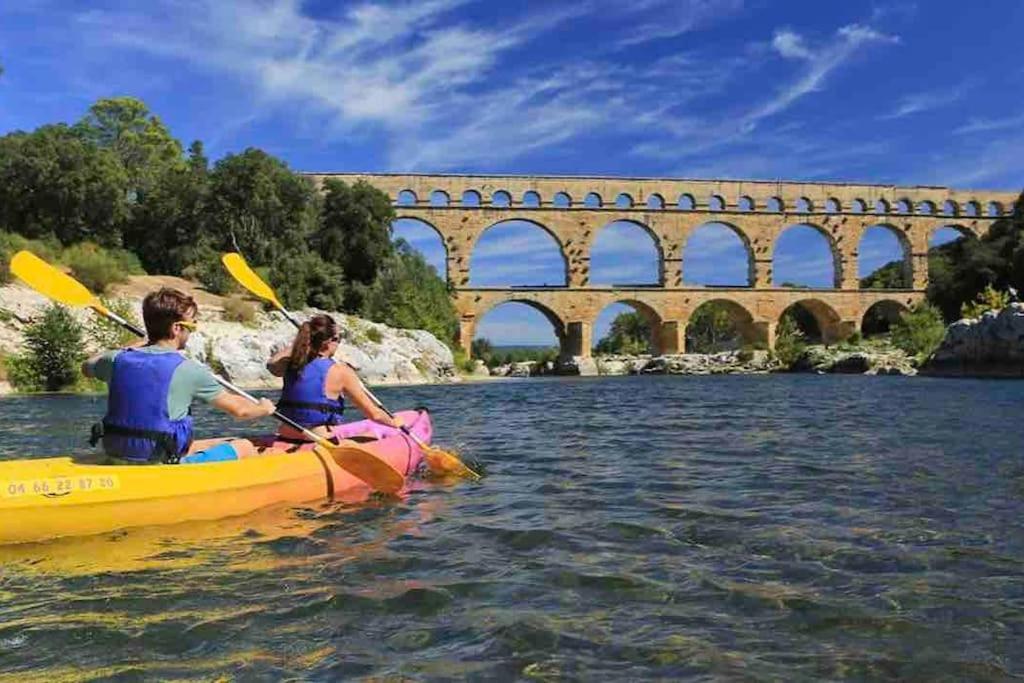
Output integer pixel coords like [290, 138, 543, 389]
[221, 253, 282, 309]
[320, 442, 405, 494]
[10, 250, 102, 310]
[423, 445, 481, 480]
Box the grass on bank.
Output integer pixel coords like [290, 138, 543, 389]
[1, 232, 143, 294]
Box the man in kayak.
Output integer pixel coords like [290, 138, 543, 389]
[82, 287, 276, 464]
[264, 314, 398, 446]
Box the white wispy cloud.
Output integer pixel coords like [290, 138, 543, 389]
[879, 82, 971, 120]
[746, 24, 899, 132]
[473, 227, 565, 259]
[953, 113, 1024, 135]
[616, 0, 745, 47]
[772, 30, 813, 60]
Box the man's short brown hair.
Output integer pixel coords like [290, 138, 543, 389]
[142, 288, 198, 341]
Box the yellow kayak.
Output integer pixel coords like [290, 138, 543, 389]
[0, 409, 430, 545]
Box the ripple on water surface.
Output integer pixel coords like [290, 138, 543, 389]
[0, 375, 1023, 680]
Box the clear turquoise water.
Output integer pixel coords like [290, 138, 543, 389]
[0, 375, 1022, 680]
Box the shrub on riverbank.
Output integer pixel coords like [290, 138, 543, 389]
[62, 241, 143, 293]
[891, 302, 946, 363]
[85, 298, 140, 350]
[960, 285, 1009, 319]
[9, 304, 87, 392]
[221, 295, 258, 324]
[0, 232, 62, 284]
[773, 315, 806, 368]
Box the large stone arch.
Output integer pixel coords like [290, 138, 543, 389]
[772, 222, 842, 288]
[684, 297, 764, 351]
[468, 218, 569, 286]
[394, 214, 452, 282]
[779, 298, 848, 344]
[681, 221, 755, 286]
[459, 297, 567, 358]
[588, 219, 664, 285]
[591, 298, 668, 355]
[861, 299, 909, 336]
[856, 222, 913, 289]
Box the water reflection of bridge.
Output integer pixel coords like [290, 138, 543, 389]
[309, 173, 1015, 357]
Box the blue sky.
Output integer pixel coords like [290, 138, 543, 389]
[2, 1, 1022, 345]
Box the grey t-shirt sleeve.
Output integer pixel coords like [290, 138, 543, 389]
[84, 350, 120, 383]
[166, 359, 226, 419]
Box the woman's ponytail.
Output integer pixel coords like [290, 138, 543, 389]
[288, 315, 338, 373]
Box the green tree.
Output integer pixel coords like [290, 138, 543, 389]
[359, 240, 458, 346]
[201, 148, 318, 268]
[315, 179, 395, 286]
[123, 140, 209, 273]
[686, 302, 739, 353]
[74, 96, 184, 195]
[11, 304, 86, 391]
[270, 251, 347, 311]
[859, 260, 907, 289]
[471, 337, 494, 365]
[961, 285, 1009, 319]
[773, 313, 806, 368]
[594, 311, 650, 354]
[925, 192, 1024, 321]
[0, 125, 129, 245]
[891, 302, 946, 362]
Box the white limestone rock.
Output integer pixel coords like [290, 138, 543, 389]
[926, 303, 1024, 376]
[0, 283, 456, 388]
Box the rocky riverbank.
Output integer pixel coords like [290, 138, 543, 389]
[922, 303, 1024, 377]
[481, 343, 917, 378]
[0, 277, 456, 393]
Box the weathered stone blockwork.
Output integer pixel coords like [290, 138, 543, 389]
[307, 173, 1013, 357]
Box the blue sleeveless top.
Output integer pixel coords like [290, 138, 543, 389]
[277, 357, 345, 429]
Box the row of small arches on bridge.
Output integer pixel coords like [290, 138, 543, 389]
[396, 217, 976, 289]
[395, 188, 1008, 218]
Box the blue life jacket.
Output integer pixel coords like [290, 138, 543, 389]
[91, 349, 194, 464]
[277, 357, 345, 429]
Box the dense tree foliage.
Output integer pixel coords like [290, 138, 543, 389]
[859, 262, 906, 289]
[358, 240, 458, 346]
[686, 302, 741, 353]
[0, 97, 445, 335]
[74, 97, 184, 197]
[891, 302, 946, 362]
[123, 141, 209, 274]
[316, 179, 395, 298]
[0, 125, 129, 244]
[594, 311, 650, 355]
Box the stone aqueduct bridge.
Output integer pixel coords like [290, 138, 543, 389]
[308, 173, 1016, 357]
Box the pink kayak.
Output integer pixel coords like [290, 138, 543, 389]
[252, 408, 431, 479]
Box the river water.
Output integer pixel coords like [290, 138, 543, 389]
[0, 375, 1022, 681]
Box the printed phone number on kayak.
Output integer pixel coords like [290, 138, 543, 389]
[1, 475, 120, 498]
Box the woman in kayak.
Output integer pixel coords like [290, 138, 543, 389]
[266, 314, 398, 444]
[82, 287, 277, 464]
